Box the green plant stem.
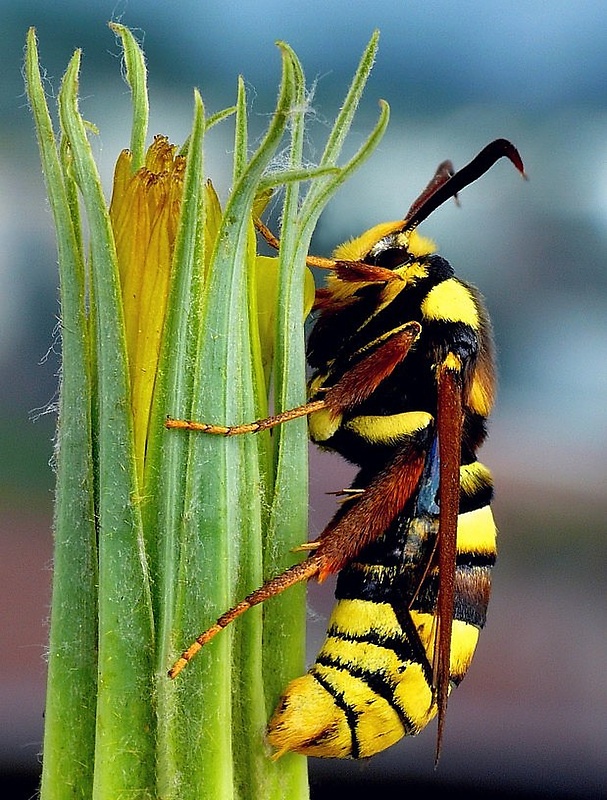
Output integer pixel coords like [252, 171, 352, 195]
[58, 49, 156, 800]
[26, 29, 98, 800]
[147, 89, 208, 799]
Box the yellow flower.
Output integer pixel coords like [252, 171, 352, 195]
[110, 135, 185, 484]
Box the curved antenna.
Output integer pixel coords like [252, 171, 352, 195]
[405, 159, 455, 221]
[403, 139, 526, 232]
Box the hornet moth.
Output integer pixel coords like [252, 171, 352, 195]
[167, 138, 526, 761]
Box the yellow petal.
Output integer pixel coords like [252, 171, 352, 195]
[204, 179, 222, 275]
[254, 255, 315, 388]
[109, 136, 185, 484]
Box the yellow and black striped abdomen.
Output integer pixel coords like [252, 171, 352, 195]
[267, 459, 496, 759]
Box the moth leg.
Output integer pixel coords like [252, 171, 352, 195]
[312, 430, 430, 579]
[170, 442, 425, 680]
[322, 322, 422, 413]
[253, 217, 280, 251]
[254, 216, 337, 271]
[169, 322, 426, 677]
[166, 322, 421, 436]
[168, 556, 323, 678]
[433, 352, 464, 761]
[328, 488, 365, 497]
[168, 441, 428, 679]
[254, 216, 404, 283]
[291, 541, 321, 552]
[165, 399, 326, 435]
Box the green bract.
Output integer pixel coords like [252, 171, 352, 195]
[25, 23, 388, 800]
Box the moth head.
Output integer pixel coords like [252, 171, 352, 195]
[333, 221, 435, 270]
[334, 139, 526, 274]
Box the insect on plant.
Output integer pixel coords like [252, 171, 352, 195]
[166, 138, 526, 761]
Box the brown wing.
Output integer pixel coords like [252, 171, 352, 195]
[433, 354, 464, 761]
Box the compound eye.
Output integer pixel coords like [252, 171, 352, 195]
[365, 246, 410, 270]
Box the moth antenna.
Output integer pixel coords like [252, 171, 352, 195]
[405, 159, 455, 221]
[403, 138, 526, 232]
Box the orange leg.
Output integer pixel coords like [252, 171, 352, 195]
[165, 399, 326, 435]
[168, 446, 426, 679]
[166, 321, 425, 678]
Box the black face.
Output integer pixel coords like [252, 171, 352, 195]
[364, 245, 413, 271]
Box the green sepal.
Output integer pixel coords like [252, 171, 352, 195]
[57, 47, 156, 800]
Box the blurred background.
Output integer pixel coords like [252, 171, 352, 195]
[1, 1, 606, 798]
